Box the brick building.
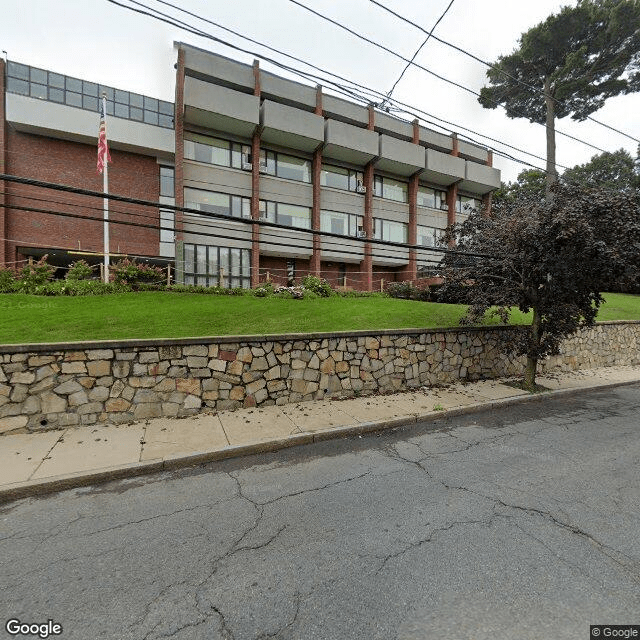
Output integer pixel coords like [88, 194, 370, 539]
[0, 46, 500, 289]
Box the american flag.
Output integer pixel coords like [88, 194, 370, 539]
[97, 99, 112, 174]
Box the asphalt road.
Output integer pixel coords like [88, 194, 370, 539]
[1, 385, 639, 640]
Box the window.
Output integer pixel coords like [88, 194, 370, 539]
[183, 244, 251, 289]
[259, 201, 311, 229]
[373, 218, 408, 243]
[159, 167, 175, 198]
[5, 61, 174, 128]
[184, 188, 251, 219]
[417, 225, 443, 248]
[418, 186, 448, 210]
[373, 176, 408, 203]
[320, 210, 364, 237]
[159, 210, 174, 244]
[259, 150, 310, 183]
[456, 195, 482, 214]
[320, 164, 365, 193]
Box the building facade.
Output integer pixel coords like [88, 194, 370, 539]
[0, 45, 500, 289]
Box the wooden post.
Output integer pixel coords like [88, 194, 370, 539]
[167, 264, 171, 286]
[100, 263, 105, 282]
[343, 275, 347, 289]
[266, 271, 270, 283]
[219, 267, 225, 288]
[28, 256, 33, 266]
[380, 278, 384, 292]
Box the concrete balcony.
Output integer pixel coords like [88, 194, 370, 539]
[260, 100, 324, 152]
[260, 71, 317, 111]
[259, 226, 314, 259]
[183, 77, 259, 138]
[459, 162, 501, 195]
[458, 140, 489, 163]
[5, 93, 174, 158]
[182, 214, 253, 250]
[377, 135, 424, 177]
[323, 95, 370, 127]
[419, 126, 453, 153]
[374, 111, 414, 141]
[182, 45, 255, 92]
[320, 236, 365, 264]
[423, 149, 465, 186]
[371, 243, 410, 267]
[324, 119, 378, 165]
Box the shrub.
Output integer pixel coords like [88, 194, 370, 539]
[111, 258, 165, 289]
[65, 260, 95, 281]
[386, 281, 430, 301]
[0, 267, 17, 293]
[274, 285, 304, 299]
[253, 282, 274, 297]
[16, 256, 55, 294]
[301, 275, 333, 297]
[40, 280, 129, 296]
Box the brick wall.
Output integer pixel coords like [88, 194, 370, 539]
[3, 130, 160, 265]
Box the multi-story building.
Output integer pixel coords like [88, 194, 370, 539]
[0, 44, 500, 289]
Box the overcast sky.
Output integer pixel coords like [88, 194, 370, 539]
[2, 0, 639, 183]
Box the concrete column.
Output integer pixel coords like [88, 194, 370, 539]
[250, 60, 261, 288]
[360, 104, 375, 291]
[482, 150, 493, 216]
[402, 173, 418, 282]
[0, 59, 6, 268]
[310, 85, 323, 276]
[447, 134, 460, 244]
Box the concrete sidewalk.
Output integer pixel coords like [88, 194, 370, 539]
[1, 365, 639, 501]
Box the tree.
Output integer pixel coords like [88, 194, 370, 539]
[493, 168, 546, 204]
[563, 148, 639, 190]
[479, 0, 640, 198]
[439, 185, 640, 390]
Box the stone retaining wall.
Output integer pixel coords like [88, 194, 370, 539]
[0, 321, 638, 432]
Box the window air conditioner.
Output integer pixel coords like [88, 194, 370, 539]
[355, 184, 367, 194]
[258, 161, 268, 173]
[242, 161, 253, 170]
[357, 231, 367, 238]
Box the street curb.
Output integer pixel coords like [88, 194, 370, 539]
[1, 378, 638, 503]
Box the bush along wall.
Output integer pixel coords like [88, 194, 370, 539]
[0, 322, 638, 432]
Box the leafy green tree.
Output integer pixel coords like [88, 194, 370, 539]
[479, 0, 640, 198]
[493, 169, 546, 203]
[563, 148, 639, 189]
[439, 185, 640, 390]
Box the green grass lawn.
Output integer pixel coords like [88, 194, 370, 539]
[0, 291, 638, 344]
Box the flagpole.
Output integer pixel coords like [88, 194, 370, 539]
[101, 93, 110, 284]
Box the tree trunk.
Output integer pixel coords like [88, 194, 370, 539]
[544, 77, 558, 202]
[524, 306, 541, 391]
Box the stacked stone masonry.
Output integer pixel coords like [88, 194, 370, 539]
[0, 322, 638, 432]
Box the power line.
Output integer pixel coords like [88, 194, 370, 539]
[285, 0, 609, 155]
[107, 0, 572, 177]
[379, 0, 455, 110]
[367, 0, 640, 145]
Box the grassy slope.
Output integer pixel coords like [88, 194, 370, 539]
[0, 292, 637, 344]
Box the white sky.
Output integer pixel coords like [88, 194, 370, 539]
[1, 0, 639, 183]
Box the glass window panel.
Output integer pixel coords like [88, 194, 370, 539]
[66, 77, 82, 93]
[195, 276, 206, 286]
[99, 85, 115, 100]
[49, 73, 65, 89]
[143, 109, 158, 125]
[382, 178, 408, 203]
[114, 88, 129, 104]
[6, 77, 29, 95]
[158, 114, 173, 128]
[331, 218, 345, 235]
[184, 244, 195, 273]
[277, 154, 310, 182]
[194, 142, 212, 164]
[321, 165, 349, 190]
[230, 249, 241, 275]
[231, 196, 242, 218]
[82, 95, 99, 111]
[372, 219, 382, 240]
[184, 188, 230, 217]
[144, 96, 158, 111]
[184, 275, 195, 285]
[241, 250, 251, 277]
[196, 245, 207, 274]
[417, 187, 436, 209]
[210, 139, 230, 166]
[49, 87, 64, 103]
[265, 151, 276, 175]
[349, 171, 365, 192]
[114, 102, 129, 118]
[159, 100, 173, 115]
[30, 67, 47, 84]
[160, 210, 174, 243]
[230, 277, 240, 288]
[129, 92, 144, 108]
[160, 167, 175, 197]
[231, 144, 242, 169]
[277, 203, 311, 228]
[8, 61, 29, 80]
[83, 81, 98, 96]
[130, 106, 143, 121]
[208, 247, 219, 275]
[220, 248, 230, 276]
[373, 176, 383, 197]
[65, 91, 82, 108]
[30, 83, 47, 99]
[106, 101, 114, 116]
